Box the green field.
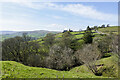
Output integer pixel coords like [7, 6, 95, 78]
[0, 54, 118, 78]
[0, 61, 97, 78]
[98, 26, 118, 34]
[1, 26, 119, 78]
[35, 30, 100, 45]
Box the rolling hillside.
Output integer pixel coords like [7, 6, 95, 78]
[0, 30, 60, 41]
[98, 26, 118, 34]
[33, 29, 100, 45]
[1, 26, 119, 78]
[0, 55, 118, 78]
[35, 26, 118, 45]
[0, 31, 17, 35]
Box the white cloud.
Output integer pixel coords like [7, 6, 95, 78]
[0, 19, 42, 31]
[45, 23, 67, 31]
[0, 2, 118, 31]
[0, 0, 119, 2]
[51, 15, 64, 19]
[60, 4, 117, 22]
[10, 2, 117, 22]
[0, 18, 66, 31]
[52, 16, 62, 19]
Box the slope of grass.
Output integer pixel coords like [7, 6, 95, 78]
[98, 26, 118, 34]
[1, 26, 118, 78]
[95, 54, 118, 77]
[70, 54, 118, 78]
[75, 34, 84, 39]
[1, 54, 118, 78]
[36, 30, 99, 45]
[0, 61, 103, 78]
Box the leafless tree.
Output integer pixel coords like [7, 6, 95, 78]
[75, 44, 101, 74]
[46, 44, 74, 70]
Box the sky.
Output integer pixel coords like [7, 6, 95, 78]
[0, 1, 118, 31]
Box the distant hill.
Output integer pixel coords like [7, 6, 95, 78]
[0, 30, 60, 41]
[0, 31, 17, 34]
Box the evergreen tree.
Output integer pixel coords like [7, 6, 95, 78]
[83, 26, 93, 44]
[101, 24, 105, 28]
[107, 24, 110, 27]
[87, 26, 91, 31]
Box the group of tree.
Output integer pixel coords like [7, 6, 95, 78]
[63, 29, 73, 33]
[90, 24, 110, 31]
[2, 26, 118, 76]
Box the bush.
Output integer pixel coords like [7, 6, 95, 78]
[75, 44, 101, 64]
[93, 34, 118, 57]
[74, 44, 101, 74]
[111, 34, 118, 54]
[46, 45, 74, 70]
[61, 31, 74, 48]
[44, 33, 55, 47]
[27, 54, 46, 67]
[2, 36, 23, 61]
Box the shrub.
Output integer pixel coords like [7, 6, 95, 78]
[93, 34, 118, 57]
[2, 36, 24, 61]
[46, 45, 74, 70]
[75, 44, 101, 64]
[26, 54, 46, 67]
[74, 44, 101, 74]
[44, 33, 55, 47]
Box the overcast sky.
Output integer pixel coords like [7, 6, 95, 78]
[0, 1, 118, 31]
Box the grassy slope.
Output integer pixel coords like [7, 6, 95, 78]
[0, 62, 99, 78]
[71, 54, 118, 77]
[96, 55, 118, 77]
[98, 26, 118, 34]
[1, 61, 99, 78]
[1, 26, 118, 78]
[0, 55, 118, 78]
[36, 30, 100, 45]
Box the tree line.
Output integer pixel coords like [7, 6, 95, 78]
[2, 27, 118, 75]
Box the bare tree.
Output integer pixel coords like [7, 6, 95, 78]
[46, 44, 74, 70]
[75, 44, 101, 74]
[111, 34, 118, 54]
